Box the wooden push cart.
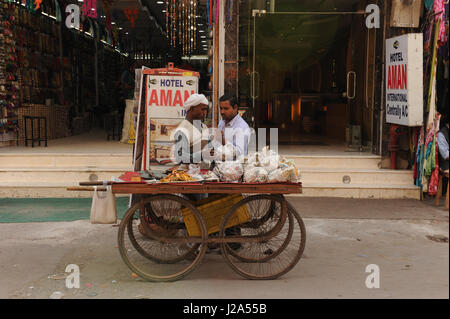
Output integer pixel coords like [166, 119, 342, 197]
[69, 181, 306, 282]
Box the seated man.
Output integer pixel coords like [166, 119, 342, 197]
[171, 93, 210, 202]
[171, 93, 210, 170]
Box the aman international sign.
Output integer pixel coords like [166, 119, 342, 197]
[385, 33, 423, 127]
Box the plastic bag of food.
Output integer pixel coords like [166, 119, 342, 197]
[187, 164, 201, 175]
[267, 166, 298, 183]
[252, 147, 279, 173]
[244, 166, 268, 183]
[214, 161, 244, 182]
[202, 171, 220, 181]
[215, 143, 237, 161]
[260, 154, 280, 173]
[260, 146, 278, 158]
[280, 158, 300, 179]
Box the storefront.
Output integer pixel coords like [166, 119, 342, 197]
[0, 0, 211, 148]
[219, 0, 447, 168]
[228, 0, 381, 153]
[1, 0, 448, 183]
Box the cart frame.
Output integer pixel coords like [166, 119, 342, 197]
[68, 181, 306, 281]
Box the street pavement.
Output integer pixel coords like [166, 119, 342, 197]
[0, 197, 448, 299]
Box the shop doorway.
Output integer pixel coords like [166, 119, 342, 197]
[247, 0, 377, 152]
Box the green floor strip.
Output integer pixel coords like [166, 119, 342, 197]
[0, 198, 130, 223]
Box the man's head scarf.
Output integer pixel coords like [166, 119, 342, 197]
[184, 94, 209, 112]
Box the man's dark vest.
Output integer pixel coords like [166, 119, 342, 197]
[438, 125, 449, 171]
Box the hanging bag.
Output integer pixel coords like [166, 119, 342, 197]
[90, 186, 117, 224]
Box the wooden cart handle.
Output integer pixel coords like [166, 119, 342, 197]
[66, 186, 107, 192]
[79, 181, 113, 186]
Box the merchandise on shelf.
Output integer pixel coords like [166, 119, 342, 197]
[0, 0, 19, 145]
[14, 3, 62, 105]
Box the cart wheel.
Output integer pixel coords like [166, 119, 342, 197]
[224, 200, 294, 263]
[118, 195, 208, 282]
[219, 196, 306, 280]
[125, 199, 200, 264]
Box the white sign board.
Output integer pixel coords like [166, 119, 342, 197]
[145, 74, 198, 169]
[146, 75, 198, 119]
[386, 33, 423, 126]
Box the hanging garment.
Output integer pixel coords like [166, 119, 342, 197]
[428, 138, 440, 195]
[424, 137, 436, 179]
[425, 0, 435, 11]
[415, 127, 425, 187]
[216, 0, 220, 26]
[434, 0, 448, 46]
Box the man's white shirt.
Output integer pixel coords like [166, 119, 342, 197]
[218, 113, 251, 157]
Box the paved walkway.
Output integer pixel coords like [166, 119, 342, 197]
[0, 197, 448, 299]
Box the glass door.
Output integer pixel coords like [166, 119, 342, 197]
[249, 3, 376, 149]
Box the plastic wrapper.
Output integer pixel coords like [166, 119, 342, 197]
[267, 166, 298, 183]
[215, 143, 237, 161]
[245, 146, 280, 173]
[202, 171, 220, 181]
[244, 166, 268, 183]
[260, 155, 280, 173]
[280, 158, 300, 179]
[187, 164, 201, 175]
[260, 146, 278, 158]
[214, 161, 244, 182]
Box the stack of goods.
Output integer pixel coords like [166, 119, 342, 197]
[211, 146, 299, 183]
[243, 147, 299, 183]
[15, 5, 62, 105]
[0, 1, 19, 146]
[117, 147, 300, 183]
[118, 148, 299, 184]
[75, 35, 96, 109]
[160, 170, 195, 183]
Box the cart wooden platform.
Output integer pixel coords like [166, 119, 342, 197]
[68, 181, 306, 282]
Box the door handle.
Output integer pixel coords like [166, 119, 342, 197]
[346, 71, 356, 100]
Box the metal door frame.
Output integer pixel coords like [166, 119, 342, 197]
[250, 9, 378, 150]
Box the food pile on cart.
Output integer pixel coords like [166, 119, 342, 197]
[69, 147, 306, 282]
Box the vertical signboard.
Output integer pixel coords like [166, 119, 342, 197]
[144, 73, 198, 170]
[386, 33, 423, 127]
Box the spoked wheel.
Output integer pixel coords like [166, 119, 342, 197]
[219, 195, 306, 280]
[224, 201, 294, 263]
[118, 195, 208, 282]
[129, 197, 200, 264]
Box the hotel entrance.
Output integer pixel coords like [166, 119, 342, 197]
[239, 0, 379, 153]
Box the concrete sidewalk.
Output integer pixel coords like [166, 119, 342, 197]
[0, 197, 448, 299]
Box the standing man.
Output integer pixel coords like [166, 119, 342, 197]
[218, 94, 251, 159]
[217, 94, 250, 251]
